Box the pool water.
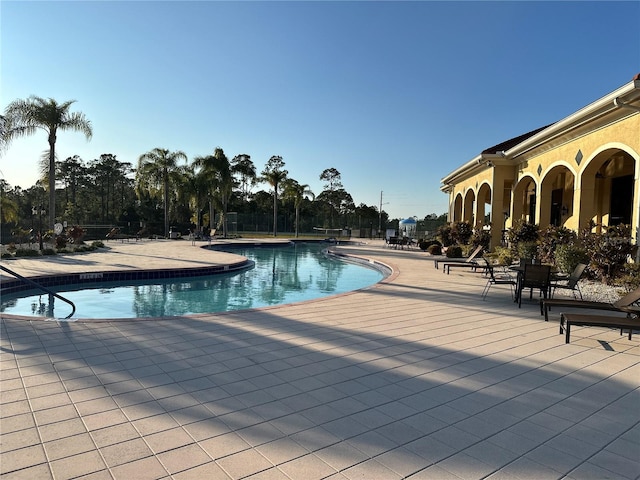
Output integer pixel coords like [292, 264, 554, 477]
[0, 244, 386, 319]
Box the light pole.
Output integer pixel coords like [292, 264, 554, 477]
[378, 190, 389, 238]
[32, 205, 45, 251]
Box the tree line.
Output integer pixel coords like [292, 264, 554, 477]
[1, 95, 405, 241]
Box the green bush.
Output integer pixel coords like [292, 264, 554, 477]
[92, 240, 104, 248]
[68, 225, 85, 244]
[436, 223, 454, 247]
[554, 244, 589, 274]
[1, 252, 14, 259]
[493, 246, 513, 266]
[14, 248, 40, 257]
[42, 248, 57, 256]
[508, 220, 540, 243]
[508, 220, 540, 259]
[418, 239, 441, 251]
[427, 244, 442, 255]
[470, 228, 491, 250]
[538, 225, 577, 265]
[451, 221, 473, 245]
[446, 245, 463, 258]
[516, 241, 538, 261]
[55, 235, 68, 249]
[618, 263, 640, 291]
[579, 224, 636, 283]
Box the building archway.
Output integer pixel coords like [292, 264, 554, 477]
[539, 164, 576, 228]
[512, 176, 537, 224]
[476, 182, 492, 228]
[453, 193, 463, 222]
[579, 148, 636, 232]
[463, 189, 476, 224]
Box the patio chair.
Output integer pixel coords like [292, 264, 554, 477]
[386, 236, 399, 248]
[436, 245, 483, 271]
[433, 244, 482, 269]
[541, 286, 640, 322]
[517, 263, 552, 308]
[481, 258, 517, 300]
[560, 310, 640, 344]
[551, 263, 587, 299]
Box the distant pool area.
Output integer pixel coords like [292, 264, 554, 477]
[0, 243, 389, 320]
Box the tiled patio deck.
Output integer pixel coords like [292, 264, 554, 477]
[1, 239, 638, 480]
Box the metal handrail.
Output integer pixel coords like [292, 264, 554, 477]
[0, 264, 76, 319]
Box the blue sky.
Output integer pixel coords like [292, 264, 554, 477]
[1, 1, 639, 220]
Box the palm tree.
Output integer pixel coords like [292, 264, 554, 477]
[177, 164, 208, 237]
[261, 156, 288, 236]
[193, 148, 233, 237]
[283, 179, 314, 237]
[2, 96, 92, 229]
[137, 148, 187, 237]
[231, 154, 257, 201]
[1, 195, 18, 224]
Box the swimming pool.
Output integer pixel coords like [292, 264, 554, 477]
[0, 243, 388, 320]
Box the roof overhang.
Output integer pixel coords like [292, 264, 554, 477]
[440, 74, 640, 192]
[504, 75, 640, 160]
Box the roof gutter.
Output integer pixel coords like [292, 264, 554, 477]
[614, 96, 640, 112]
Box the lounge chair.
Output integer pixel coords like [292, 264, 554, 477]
[541, 286, 640, 322]
[433, 245, 483, 269]
[436, 245, 483, 271]
[559, 310, 639, 344]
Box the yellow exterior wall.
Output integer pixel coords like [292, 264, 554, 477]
[443, 110, 639, 252]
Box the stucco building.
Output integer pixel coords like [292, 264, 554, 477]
[440, 73, 640, 255]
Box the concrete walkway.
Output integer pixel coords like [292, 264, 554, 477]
[1, 239, 638, 479]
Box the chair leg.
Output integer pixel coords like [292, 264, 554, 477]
[481, 281, 490, 299]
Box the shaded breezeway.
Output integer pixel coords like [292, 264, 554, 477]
[1, 239, 638, 479]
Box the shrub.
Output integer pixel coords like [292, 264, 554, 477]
[427, 244, 442, 255]
[42, 248, 57, 256]
[55, 235, 68, 249]
[516, 241, 538, 261]
[418, 239, 441, 251]
[1, 252, 14, 259]
[579, 224, 636, 283]
[74, 244, 96, 252]
[446, 245, 463, 258]
[451, 221, 473, 245]
[508, 220, 540, 258]
[493, 246, 513, 266]
[91, 240, 105, 248]
[68, 225, 85, 244]
[554, 244, 589, 275]
[14, 248, 40, 257]
[538, 225, 577, 265]
[436, 223, 454, 247]
[618, 263, 640, 291]
[470, 227, 491, 250]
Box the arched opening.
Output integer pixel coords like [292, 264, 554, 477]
[580, 149, 636, 232]
[476, 183, 492, 228]
[453, 193, 463, 222]
[512, 176, 537, 224]
[539, 165, 575, 228]
[463, 189, 476, 224]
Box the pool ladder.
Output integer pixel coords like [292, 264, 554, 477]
[0, 264, 76, 319]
